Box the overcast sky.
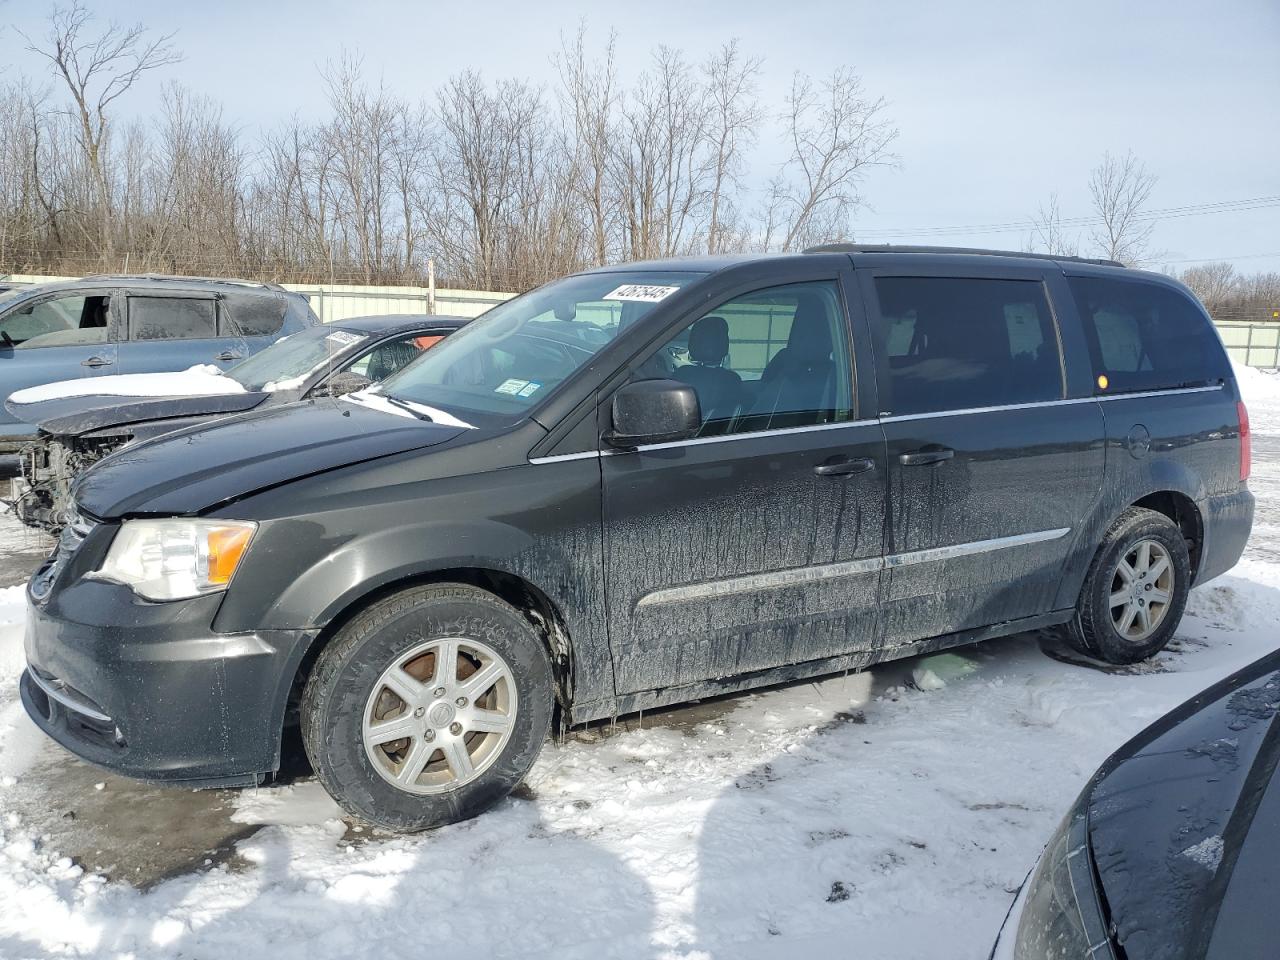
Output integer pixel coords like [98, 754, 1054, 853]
[3, 0, 1277, 273]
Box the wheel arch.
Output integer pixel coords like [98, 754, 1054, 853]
[279, 566, 577, 768]
[1129, 489, 1204, 583]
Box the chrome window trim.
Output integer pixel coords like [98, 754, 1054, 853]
[528, 451, 600, 465]
[532, 383, 1223, 461]
[636, 527, 1071, 608]
[878, 384, 1221, 424]
[879, 396, 1095, 424]
[635, 417, 877, 453]
[1095, 384, 1223, 402]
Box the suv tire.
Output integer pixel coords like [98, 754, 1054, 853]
[1062, 507, 1192, 665]
[301, 583, 554, 832]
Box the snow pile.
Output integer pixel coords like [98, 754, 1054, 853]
[1234, 360, 1280, 434]
[7, 365, 244, 406]
[2, 561, 1279, 958]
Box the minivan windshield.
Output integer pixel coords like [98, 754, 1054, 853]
[227, 326, 369, 391]
[379, 271, 705, 415]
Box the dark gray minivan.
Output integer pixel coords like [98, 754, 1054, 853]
[21, 246, 1253, 831]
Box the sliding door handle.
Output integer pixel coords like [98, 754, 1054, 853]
[815, 457, 876, 477]
[898, 446, 954, 466]
[81, 356, 113, 368]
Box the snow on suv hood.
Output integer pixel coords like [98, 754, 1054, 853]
[7, 365, 244, 406]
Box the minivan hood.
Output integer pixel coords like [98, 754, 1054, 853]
[74, 399, 467, 518]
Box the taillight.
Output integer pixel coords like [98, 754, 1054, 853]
[1239, 400, 1251, 482]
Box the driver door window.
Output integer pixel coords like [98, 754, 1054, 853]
[347, 333, 445, 382]
[3, 295, 112, 349]
[635, 280, 854, 436]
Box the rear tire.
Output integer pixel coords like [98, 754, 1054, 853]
[301, 583, 554, 832]
[1062, 507, 1191, 665]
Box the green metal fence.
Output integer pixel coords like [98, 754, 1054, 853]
[1217, 320, 1280, 369]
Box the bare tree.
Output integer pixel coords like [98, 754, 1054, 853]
[612, 46, 711, 260]
[1179, 263, 1280, 320]
[434, 71, 581, 289]
[702, 40, 761, 254]
[21, 2, 181, 262]
[0, 24, 907, 289]
[1180, 261, 1237, 310]
[556, 26, 619, 266]
[1028, 192, 1079, 257]
[763, 68, 897, 252]
[1088, 150, 1156, 265]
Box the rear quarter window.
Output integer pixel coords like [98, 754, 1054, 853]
[221, 291, 287, 337]
[1069, 277, 1229, 393]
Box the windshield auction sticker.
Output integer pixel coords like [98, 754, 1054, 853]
[495, 378, 531, 395]
[602, 284, 680, 303]
[325, 331, 365, 347]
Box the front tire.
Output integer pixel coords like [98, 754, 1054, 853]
[301, 584, 554, 832]
[1062, 507, 1191, 665]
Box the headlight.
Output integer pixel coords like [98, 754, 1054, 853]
[1013, 804, 1115, 959]
[91, 518, 257, 601]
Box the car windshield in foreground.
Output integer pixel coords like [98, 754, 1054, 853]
[227, 326, 369, 391]
[378, 271, 705, 416]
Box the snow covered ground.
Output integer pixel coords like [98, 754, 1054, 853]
[2, 369, 1279, 959]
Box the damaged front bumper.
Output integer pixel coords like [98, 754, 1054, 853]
[22, 571, 313, 789]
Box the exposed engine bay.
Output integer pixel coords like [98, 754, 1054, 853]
[9, 433, 128, 534]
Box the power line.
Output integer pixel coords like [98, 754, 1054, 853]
[1155, 251, 1280, 265]
[855, 195, 1280, 239]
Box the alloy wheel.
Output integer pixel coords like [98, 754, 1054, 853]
[1108, 539, 1174, 643]
[362, 636, 518, 794]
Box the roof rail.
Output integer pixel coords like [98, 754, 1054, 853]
[803, 243, 1125, 268]
[78, 273, 288, 292]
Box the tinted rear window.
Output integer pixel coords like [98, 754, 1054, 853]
[221, 291, 287, 337]
[872, 277, 1063, 416]
[1069, 277, 1228, 393]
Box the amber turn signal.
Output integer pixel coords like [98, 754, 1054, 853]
[208, 525, 255, 584]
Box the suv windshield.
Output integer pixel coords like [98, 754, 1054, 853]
[379, 271, 704, 415]
[228, 326, 369, 391]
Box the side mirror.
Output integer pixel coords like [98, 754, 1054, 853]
[316, 370, 373, 398]
[604, 379, 701, 449]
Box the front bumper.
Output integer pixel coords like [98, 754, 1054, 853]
[22, 574, 313, 788]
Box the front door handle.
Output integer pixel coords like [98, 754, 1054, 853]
[81, 356, 113, 368]
[899, 446, 954, 466]
[814, 457, 876, 477]
[215, 351, 243, 362]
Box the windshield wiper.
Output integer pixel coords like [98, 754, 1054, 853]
[382, 395, 434, 422]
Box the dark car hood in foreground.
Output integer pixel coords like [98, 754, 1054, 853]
[1087, 650, 1280, 960]
[74, 399, 467, 518]
[10, 391, 270, 438]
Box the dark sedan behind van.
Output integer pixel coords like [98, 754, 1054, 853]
[6, 314, 467, 533]
[992, 649, 1280, 960]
